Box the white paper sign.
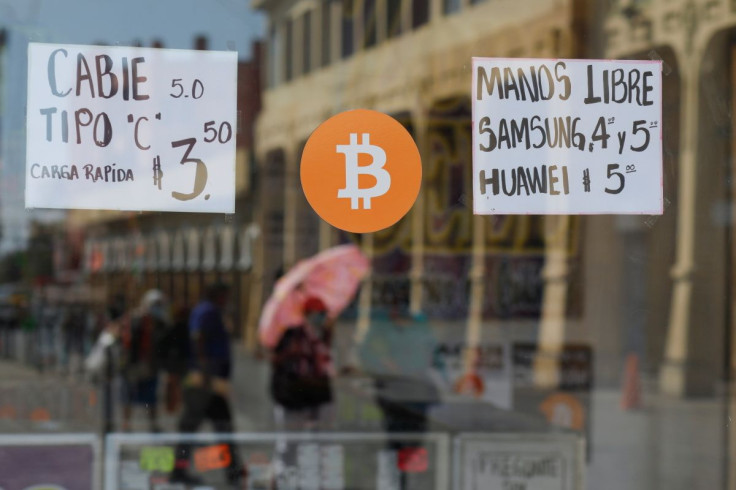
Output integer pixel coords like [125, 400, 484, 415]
[472, 58, 662, 215]
[26, 43, 237, 213]
[455, 433, 584, 490]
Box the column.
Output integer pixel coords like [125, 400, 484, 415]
[283, 145, 299, 270]
[533, 216, 572, 388]
[354, 233, 374, 343]
[659, 50, 701, 396]
[410, 107, 428, 314]
[463, 214, 486, 373]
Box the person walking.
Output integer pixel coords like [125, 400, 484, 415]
[269, 296, 335, 430]
[121, 289, 169, 432]
[159, 304, 191, 414]
[358, 308, 438, 435]
[170, 282, 246, 486]
[268, 296, 335, 487]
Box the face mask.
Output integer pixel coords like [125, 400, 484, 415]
[306, 311, 327, 326]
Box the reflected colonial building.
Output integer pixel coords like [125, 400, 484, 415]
[604, 0, 736, 486]
[41, 0, 736, 486]
[65, 37, 263, 336]
[252, 0, 734, 486]
[605, 0, 730, 397]
[252, 0, 587, 376]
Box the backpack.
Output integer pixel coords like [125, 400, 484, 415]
[270, 326, 332, 410]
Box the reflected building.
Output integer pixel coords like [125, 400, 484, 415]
[252, 0, 734, 487]
[20, 0, 736, 487]
[252, 0, 588, 379]
[68, 37, 264, 335]
[252, 0, 587, 332]
[603, 0, 736, 485]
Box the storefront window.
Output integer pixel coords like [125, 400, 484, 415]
[0, 0, 735, 489]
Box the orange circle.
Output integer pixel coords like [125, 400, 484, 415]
[301, 109, 422, 233]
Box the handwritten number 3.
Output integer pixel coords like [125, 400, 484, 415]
[171, 138, 208, 201]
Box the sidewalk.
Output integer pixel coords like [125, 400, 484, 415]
[0, 348, 732, 490]
[0, 346, 282, 434]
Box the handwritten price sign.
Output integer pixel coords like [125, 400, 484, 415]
[25, 43, 237, 213]
[472, 58, 662, 215]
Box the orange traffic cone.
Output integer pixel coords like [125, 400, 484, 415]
[620, 353, 642, 410]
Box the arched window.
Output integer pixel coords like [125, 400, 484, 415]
[145, 234, 158, 272]
[186, 228, 201, 272]
[219, 225, 235, 271]
[172, 230, 186, 272]
[238, 223, 260, 271]
[202, 227, 218, 271]
[158, 231, 172, 271]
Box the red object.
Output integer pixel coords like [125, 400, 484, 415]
[453, 372, 484, 397]
[398, 447, 428, 473]
[620, 353, 642, 410]
[303, 297, 327, 313]
[194, 444, 231, 473]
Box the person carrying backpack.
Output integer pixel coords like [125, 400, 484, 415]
[270, 296, 335, 430]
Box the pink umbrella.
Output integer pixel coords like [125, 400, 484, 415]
[258, 244, 371, 348]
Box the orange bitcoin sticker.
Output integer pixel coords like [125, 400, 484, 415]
[300, 109, 422, 233]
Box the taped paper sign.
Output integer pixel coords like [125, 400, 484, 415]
[472, 58, 662, 215]
[26, 43, 237, 213]
[456, 433, 584, 490]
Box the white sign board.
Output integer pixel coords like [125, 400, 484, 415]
[455, 433, 584, 490]
[26, 43, 237, 213]
[472, 58, 662, 215]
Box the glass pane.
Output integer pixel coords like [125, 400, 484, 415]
[341, 0, 354, 58]
[302, 11, 312, 74]
[364, 0, 377, 48]
[412, 0, 429, 29]
[386, 0, 402, 38]
[321, 1, 332, 67]
[285, 17, 294, 81]
[0, 1, 734, 489]
[444, 0, 460, 15]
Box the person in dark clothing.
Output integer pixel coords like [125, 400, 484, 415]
[270, 296, 335, 430]
[160, 305, 191, 413]
[170, 282, 246, 486]
[121, 289, 169, 432]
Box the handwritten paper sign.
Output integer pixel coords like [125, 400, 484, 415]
[455, 433, 584, 490]
[472, 58, 662, 215]
[26, 43, 237, 213]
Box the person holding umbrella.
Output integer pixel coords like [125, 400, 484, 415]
[269, 296, 336, 430]
[259, 245, 371, 429]
[259, 245, 369, 486]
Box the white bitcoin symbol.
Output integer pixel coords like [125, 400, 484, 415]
[336, 133, 391, 210]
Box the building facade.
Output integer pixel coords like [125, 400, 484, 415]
[252, 0, 735, 487]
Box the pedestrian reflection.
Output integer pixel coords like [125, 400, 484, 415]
[359, 307, 439, 434]
[270, 296, 335, 431]
[121, 289, 169, 432]
[358, 307, 439, 489]
[170, 282, 246, 486]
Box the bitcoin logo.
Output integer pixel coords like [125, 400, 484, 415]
[301, 109, 422, 233]
[337, 133, 390, 210]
